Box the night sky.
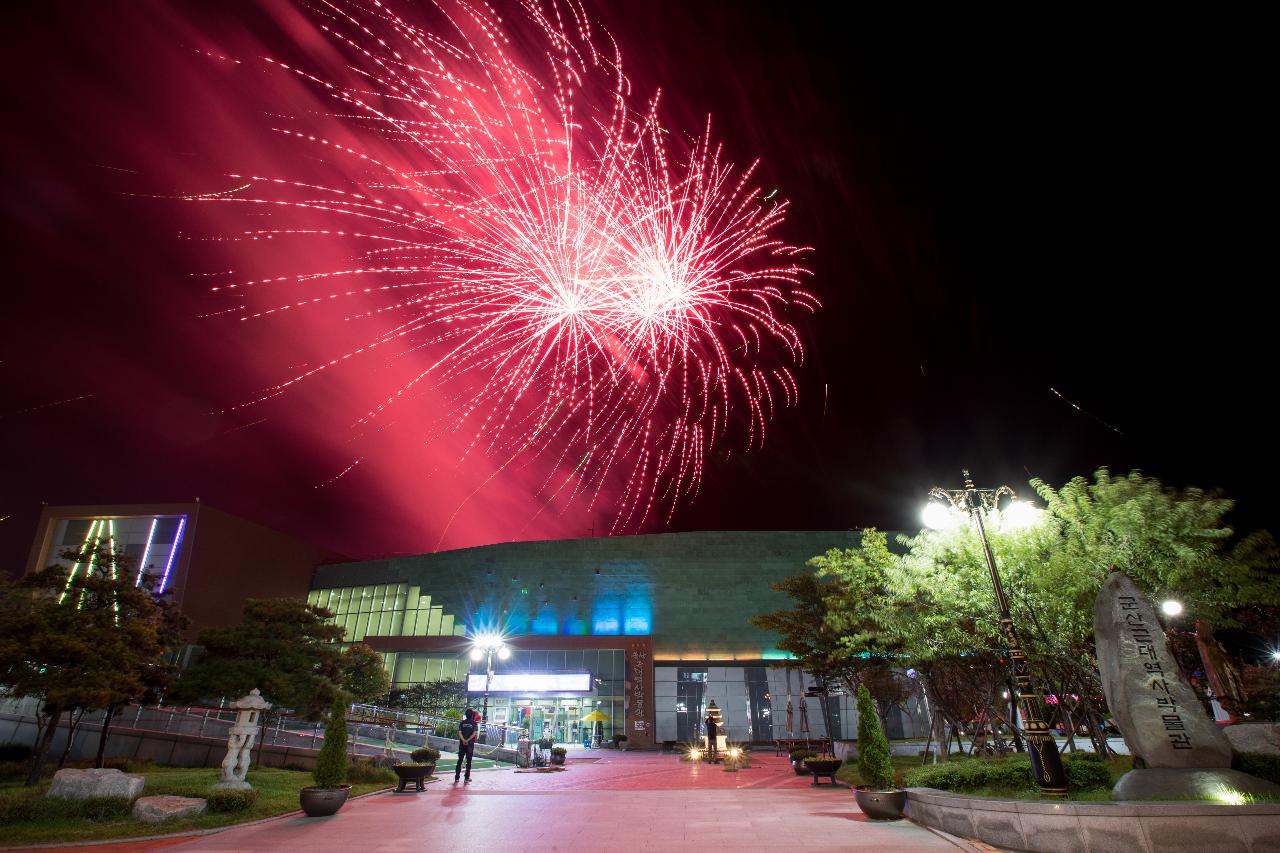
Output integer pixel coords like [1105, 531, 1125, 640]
[1, 3, 1271, 573]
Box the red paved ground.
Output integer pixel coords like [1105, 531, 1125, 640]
[16, 752, 971, 853]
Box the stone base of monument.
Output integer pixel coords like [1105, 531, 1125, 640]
[1112, 767, 1280, 801]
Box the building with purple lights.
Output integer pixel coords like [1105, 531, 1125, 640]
[25, 502, 337, 643]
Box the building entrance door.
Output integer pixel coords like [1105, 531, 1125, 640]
[508, 698, 582, 746]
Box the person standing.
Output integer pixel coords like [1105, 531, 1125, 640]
[455, 708, 479, 782]
[704, 711, 719, 762]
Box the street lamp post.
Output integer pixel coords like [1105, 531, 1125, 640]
[925, 470, 1069, 798]
[469, 634, 510, 742]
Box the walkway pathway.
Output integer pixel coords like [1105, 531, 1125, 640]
[25, 753, 973, 853]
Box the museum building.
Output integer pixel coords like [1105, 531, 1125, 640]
[24, 507, 925, 747]
[307, 530, 927, 748]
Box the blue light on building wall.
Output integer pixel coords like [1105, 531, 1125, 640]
[532, 606, 559, 635]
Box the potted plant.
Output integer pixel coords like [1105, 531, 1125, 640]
[549, 746, 567, 766]
[392, 746, 439, 792]
[789, 748, 817, 776]
[851, 684, 905, 819]
[301, 696, 353, 817]
[802, 753, 843, 784]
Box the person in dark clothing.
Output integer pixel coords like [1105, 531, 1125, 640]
[455, 708, 479, 782]
[704, 712, 719, 762]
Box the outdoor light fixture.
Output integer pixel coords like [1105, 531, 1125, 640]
[1160, 600, 1184, 617]
[728, 747, 741, 759]
[1271, 650, 1280, 663]
[469, 631, 511, 734]
[688, 748, 702, 761]
[926, 471, 1068, 798]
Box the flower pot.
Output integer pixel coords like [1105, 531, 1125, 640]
[300, 785, 351, 817]
[854, 787, 906, 820]
[803, 757, 843, 786]
[549, 753, 566, 766]
[791, 759, 810, 776]
[393, 763, 435, 792]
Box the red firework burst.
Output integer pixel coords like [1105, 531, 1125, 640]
[199, 0, 817, 534]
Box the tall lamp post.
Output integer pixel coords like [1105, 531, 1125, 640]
[469, 633, 511, 739]
[924, 470, 1068, 798]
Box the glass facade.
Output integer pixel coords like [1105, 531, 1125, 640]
[675, 667, 707, 743]
[48, 515, 188, 593]
[307, 583, 466, 642]
[469, 648, 626, 744]
[745, 666, 773, 742]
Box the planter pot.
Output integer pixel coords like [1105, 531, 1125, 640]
[549, 754, 566, 766]
[300, 785, 351, 817]
[393, 763, 435, 792]
[854, 787, 907, 820]
[791, 759, 810, 776]
[803, 757, 843, 786]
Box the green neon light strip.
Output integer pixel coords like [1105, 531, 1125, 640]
[58, 519, 100, 604]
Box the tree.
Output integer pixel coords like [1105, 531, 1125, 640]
[341, 643, 392, 705]
[391, 680, 467, 717]
[171, 598, 345, 720]
[855, 684, 894, 790]
[0, 548, 187, 785]
[313, 695, 348, 788]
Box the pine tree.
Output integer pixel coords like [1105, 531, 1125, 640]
[856, 684, 894, 790]
[312, 696, 348, 788]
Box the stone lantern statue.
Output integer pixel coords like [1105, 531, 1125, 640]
[214, 689, 271, 790]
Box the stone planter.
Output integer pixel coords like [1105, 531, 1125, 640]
[300, 785, 351, 817]
[393, 763, 435, 792]
[854, 787, 906, 820]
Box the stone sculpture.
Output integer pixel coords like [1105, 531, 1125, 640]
[214, 688, 271, 790]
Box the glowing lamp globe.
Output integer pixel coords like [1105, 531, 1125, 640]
[497, 646, 511, 660]
[922, 501, 959, 531]
[469, 647, 485, 661]
[1002, 500, 1043, 531]
[1160, 600, 1184, 618]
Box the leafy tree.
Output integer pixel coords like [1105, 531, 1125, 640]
[313, 695, 348, 788]
[171, 598, 345, 720]
[341, 643, 391, 705]
[855, 684, 894, 789]
[391, 680, 466, 717]
[0, 548, 187, 785]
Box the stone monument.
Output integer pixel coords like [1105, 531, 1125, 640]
[214, 688, 271, 790]
[1094, 572, 1279, 799]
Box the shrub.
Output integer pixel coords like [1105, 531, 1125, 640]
[1062, 752, 1112, 789]
[550, 746, 567, 757]
[313, 696, 349, 788]
[411, 747, 441, 763]
[903, 752, 1115, 793]
[855, 684, 895, 790]
[436, 708, 462, 740]
[1236, 752, 1280, 786]
[0, 744, 32, 763]
[206, 787, 259, 813]
[347, 759, 397, 784]
[789, 749, 817, 762]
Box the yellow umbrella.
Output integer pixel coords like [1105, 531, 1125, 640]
[581, 709, 611, 722]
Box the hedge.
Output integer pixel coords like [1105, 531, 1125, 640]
[904, 751, 1113, 793]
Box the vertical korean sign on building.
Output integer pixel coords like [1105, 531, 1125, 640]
[625, 639, 655, 748]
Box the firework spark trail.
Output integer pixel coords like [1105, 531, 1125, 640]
[200, 0, 818, 532]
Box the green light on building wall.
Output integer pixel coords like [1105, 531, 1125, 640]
[761, 650, 797, 660]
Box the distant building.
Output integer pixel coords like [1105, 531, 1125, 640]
[308, 530, 927, 747]
[26, 503, 342, 640]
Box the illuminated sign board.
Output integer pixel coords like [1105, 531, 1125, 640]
[466, 673, 592, 693]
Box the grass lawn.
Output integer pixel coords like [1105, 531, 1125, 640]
[834, 754, 921, 788]
[0, 764, 390, 845]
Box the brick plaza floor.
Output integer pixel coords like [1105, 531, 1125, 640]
[24, 752, 973, 853]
